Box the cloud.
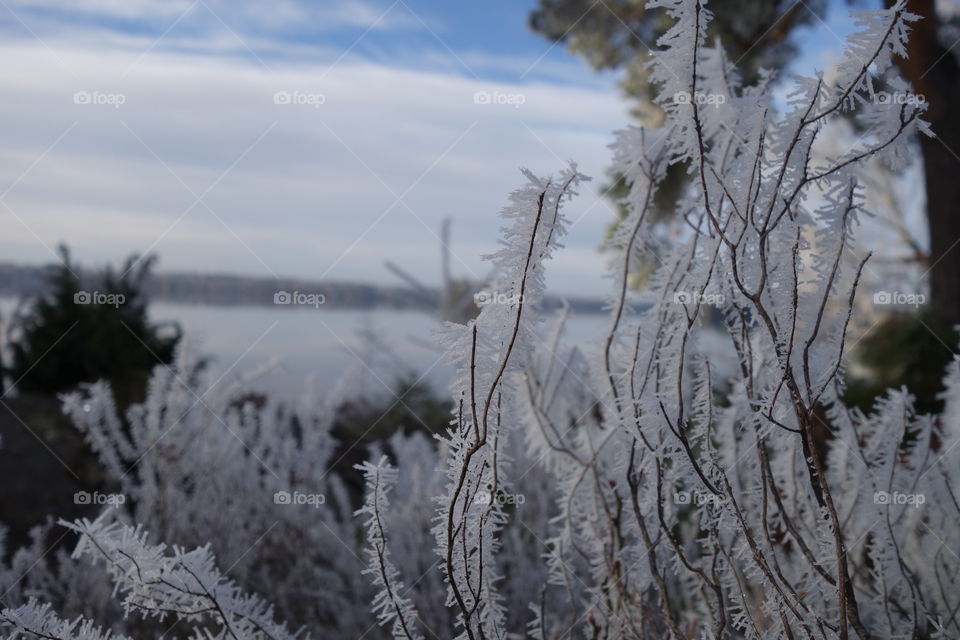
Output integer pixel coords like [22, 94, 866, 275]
[0, 14, 625, 296]
[329, 2, 424, 31]
[3, 0, 197, 22]
[1, 0, 428, 39]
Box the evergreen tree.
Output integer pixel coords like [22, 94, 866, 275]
[8, 246, 180, 402]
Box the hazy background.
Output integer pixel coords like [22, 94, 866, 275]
[0, 0, 906, 400]
[0, 0, 861, 296]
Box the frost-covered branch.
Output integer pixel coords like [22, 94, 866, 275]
[1, 2, 956, 639]
[361, 2, 956, 639]
[62, 515, 301, 640]
[0, 600, 132, 640]
[355, 458, 424, 640]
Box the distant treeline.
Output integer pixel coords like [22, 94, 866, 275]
[0, 261, 607, 313]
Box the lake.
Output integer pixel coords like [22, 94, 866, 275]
[0, 297, 613, 402]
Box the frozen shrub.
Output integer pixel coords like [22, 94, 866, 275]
[3, 2, 958, 639]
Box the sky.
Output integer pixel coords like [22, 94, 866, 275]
[0, 0, 863, 296]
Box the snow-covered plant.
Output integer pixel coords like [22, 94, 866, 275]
[0, 518, 124, 634]
[358, 2, 960, 639]
[2, 1, 957, 639]
[356, 458, 424, 640]
[55, 342, 373, 635]
[1, 339, 555, 638]
[2, 514, 300, 640]
[427, 166, 585, 640]
[63, 514, 299, 640]
[1, 599, 131, 640]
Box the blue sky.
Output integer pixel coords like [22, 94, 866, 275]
[0, 0, 869, 296]
[0, 0, 622, 87]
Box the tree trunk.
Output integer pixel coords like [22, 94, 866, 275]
[920, 118, 960, 328]
[889, 0, 960, 328]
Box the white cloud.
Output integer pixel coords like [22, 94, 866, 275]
[4, 0, 196, 22]
[330, 1, 424, 31]
[0, 38, 626, 295]
[2, 0, 426, 35]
